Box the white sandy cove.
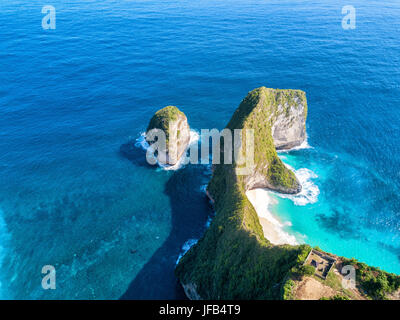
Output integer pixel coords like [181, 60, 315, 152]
[245, 189, 298, 245]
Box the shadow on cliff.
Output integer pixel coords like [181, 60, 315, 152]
[120, 164, 212, 299]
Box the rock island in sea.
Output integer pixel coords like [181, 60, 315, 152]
[146, 105, 191, 166]
[174, 86, 400, 300]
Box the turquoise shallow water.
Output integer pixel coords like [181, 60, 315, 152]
[0, 0, 400, 299]
[274, 148, 400, 275]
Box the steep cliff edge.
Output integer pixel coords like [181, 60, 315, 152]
[175, 87, 400, 300]
[270, 90, 307, 150]
[175, 87, 310, 299]
[146, 106, 190, 166]
[223, 87, 306, 194]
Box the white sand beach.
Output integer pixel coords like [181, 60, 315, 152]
[245, 188, 298, 245]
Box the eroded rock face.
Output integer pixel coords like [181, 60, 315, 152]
[271, 98, 307, 150]
[146, 106, 190, 166]
[244, 169, 302, 194]
[181, 282, 202, 300]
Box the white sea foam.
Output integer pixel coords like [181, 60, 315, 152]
[246, 189, 299, 245]
[135, 130, 200, 171]
[205, 216, 213, 228]
[134, 132, 149, 150]
[276, 165, 320, 206]
[278, 137, 312, 153]
[176, 239, 198, 265]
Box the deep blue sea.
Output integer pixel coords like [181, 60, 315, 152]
[0, 0, 399, 299]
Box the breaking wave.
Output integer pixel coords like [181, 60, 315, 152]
[278, 137, 313, 152]
[135, 130, 200, 171]
[276, 165, 320, 206]
[176, 239, 198, 265]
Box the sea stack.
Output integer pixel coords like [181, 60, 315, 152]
[146, 106, 191, 166]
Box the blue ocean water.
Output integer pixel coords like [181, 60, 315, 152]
[0, 0, 399, 299]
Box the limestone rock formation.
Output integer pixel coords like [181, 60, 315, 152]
[175, 87, 309, 299]
[270, 90, 307, 150]
[175, 87, 400, 301]
[146, 106, 190, 166]
[226, 87, 307, 194]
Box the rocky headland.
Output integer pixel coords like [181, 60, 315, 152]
[174, 87, 400, 300]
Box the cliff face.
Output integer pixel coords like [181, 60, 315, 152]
[175, 87, 310, 300]
[268, 89, 307, 150]
[146, 106, 190, 165]
[226, 87, 307, 194]
[181, 282, 202, 300]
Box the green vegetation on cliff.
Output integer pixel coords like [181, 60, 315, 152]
[225, 87, 305, 192]
[146, 105, 185, 144]
[175, 87, 310, 299]
[281, 250, 400, 300]
[342, 257, 400, 299]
